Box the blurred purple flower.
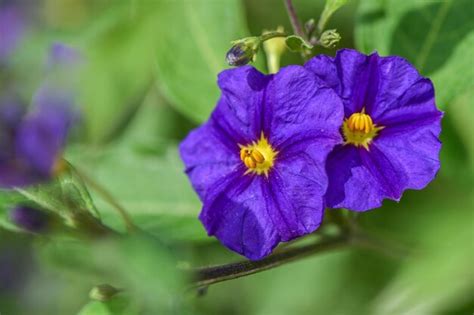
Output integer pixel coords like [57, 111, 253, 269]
[10, 205, 50, 232]
[0, 43, 80, 189]
[0, 2, 25, 63]
[306, 49, 443, 211]
[180, 65, 343, 260]
[46, 42, 83, 70]
[0, 88, 75, 188]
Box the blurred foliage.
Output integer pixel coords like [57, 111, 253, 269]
[0, 0, 473, 314]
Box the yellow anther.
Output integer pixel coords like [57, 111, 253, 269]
[251, 149, 265, 163]
[244, 156, 257, 169]
[239, 133, 278, 176]
[342, 109, 383, 150]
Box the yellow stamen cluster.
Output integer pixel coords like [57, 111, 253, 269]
[239, 133, 277, 176]
[342, 109, 383, 150]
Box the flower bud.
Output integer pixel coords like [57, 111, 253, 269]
[225, 37, 260, 66]
[319, 29, 341, 48]
[89, 284, 121, 302]
[10, 205, 50, 233]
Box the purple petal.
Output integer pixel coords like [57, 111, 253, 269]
[325, 134, 440, 212]
[305, 49, 375, 116]
[212, 66, 270, 145]
[325, 145, 400, 211]
[0, 5, 24, 62]
[376, 79, 442, 133]
[367, 55, 423, 120]
[179, 122, 241, 201]
[200, 172, 279, 260]
[15, 86, 75, 176]
[199, 149, 328, 260]
[264, 65, 344, 149]
[268, 152, 327, 240]
[375, 121, 441, 191]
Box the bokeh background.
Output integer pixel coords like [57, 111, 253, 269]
[0, 0, 473, 314]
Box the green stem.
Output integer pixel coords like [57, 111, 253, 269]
[74, 167, 136, 233]
[260, 32, 287, 42]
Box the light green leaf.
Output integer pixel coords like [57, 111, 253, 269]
[318, 0, 348, 33]
[78, 301, 111, 315]
[154, 0, 258, 123]
[65, 144, 206, 242]
[370, 184, 473, 314]
[431, 31, 474, 107]
[285, 35, 313, 52]
[78, 4, 160, 143]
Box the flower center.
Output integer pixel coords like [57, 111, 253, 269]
[342, 109, 383, 150]
[239, 133, 277, 176]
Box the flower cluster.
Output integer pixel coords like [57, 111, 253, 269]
[180, 49, 442, 260]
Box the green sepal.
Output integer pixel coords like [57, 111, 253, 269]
[285, 35, 313, 53]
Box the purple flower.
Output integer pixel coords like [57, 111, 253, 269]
[180, 65, 344, 260]
[0, 87, 75, 188]
[305, 49, 443, 211]
[0, 2, 25, 63]
[46, 42, 83, 70]
[10, 205, 50, 232]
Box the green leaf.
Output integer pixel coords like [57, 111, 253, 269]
[154, 0, 258, 123]
[78, 4, 160, 143]
[356, 0, 474, 71]
[77, 301, 111, 315]
[78, 297, 140, 315]
[368, 182, 473, 314]
[318, 0, 348, 33]
[285, 35, 313, 52]
[66, 144, 207, 242]
[355, 0, 474, 168]
[431, 31, 474, 107]
[16, 165, 99, 220]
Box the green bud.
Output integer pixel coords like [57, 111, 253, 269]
[89, 284, 121, 302]
[319, 29, 341, 48]
[226, 37, 260, 66]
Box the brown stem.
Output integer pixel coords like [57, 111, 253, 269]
[191, 235, 348, 288]
[284, 0, 306, 40]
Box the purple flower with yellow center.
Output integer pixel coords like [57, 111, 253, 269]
[0, 87, 75, 188]
[306, 49, 443, 211]
[180, 65, 344, 260]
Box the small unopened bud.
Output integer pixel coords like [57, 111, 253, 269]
[226, 37, 260, 66]
[10, 205, 50, 233]
[319, 29, 341, 48]
[89, 284, 121, 302]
